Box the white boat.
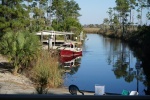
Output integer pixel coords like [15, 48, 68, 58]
[57, 42, 82, 57]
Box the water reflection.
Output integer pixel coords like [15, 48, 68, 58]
[59, 55, 82, 74]
[103, 36, 146, 94]
[128, 43, 150, 95]
[62, 34, 149, 95]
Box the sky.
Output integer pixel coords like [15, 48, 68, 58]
[74, 0, 149, 25]
[74, 0, 116, 25]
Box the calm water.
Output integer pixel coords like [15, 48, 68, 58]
[62, 34, 146, 95]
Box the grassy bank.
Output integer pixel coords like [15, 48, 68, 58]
[83, 28, 100, 33]
[27, 50, 63, 94]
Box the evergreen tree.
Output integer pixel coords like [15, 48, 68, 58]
[0, 0, 30, 35]
[51, 0, 82, 33]
[115, 0, 130, 38]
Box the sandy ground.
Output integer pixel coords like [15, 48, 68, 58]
[0, 72, 93, 95]
[0, 67, 72, 95]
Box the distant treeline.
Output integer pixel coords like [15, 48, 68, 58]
[83, 24, 150, 53]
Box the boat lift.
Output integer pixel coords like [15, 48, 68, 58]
[36, 30, 74, 50]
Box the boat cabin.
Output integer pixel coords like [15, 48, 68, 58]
[61, 42, 76, 48]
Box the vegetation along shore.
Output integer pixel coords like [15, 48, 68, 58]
[0, 0, 150, 95]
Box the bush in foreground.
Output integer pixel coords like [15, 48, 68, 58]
[30, 51, 63, 94]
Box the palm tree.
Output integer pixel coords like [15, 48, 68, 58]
[0, 31, 42, 75]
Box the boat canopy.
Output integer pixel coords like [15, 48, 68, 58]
[36, 30, 74, 36]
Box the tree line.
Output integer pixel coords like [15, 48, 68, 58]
[98, 0, 150, 52]
[102, 0, 150, 38]
[0, 0, 82, 35]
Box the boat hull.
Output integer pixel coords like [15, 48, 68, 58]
[60, 49, 82, 58]
[59, 55, 82, 68]
[60, 55, 81, 63]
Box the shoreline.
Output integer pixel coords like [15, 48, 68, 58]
[0, 55, 94, 95]
[0, 55, 70, 95]
[0, 67, 94, 95]
[0, 71, 70, 95]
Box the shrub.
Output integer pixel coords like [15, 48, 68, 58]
[31, 51, 63, 94]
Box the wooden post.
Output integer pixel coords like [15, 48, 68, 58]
[41, 31, 43, 43]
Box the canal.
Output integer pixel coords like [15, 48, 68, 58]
[62, 33, 147, 95]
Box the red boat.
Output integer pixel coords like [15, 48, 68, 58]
[58, 42, 82, 57]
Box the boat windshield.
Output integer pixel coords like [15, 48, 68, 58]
[62, 44, 70, 48]
[62, 43, 74, 48]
